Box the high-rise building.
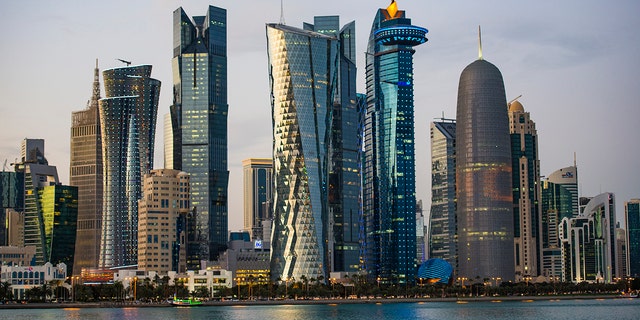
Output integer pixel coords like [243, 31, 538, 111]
[21, 139, 46, 165]
[0, 171, 24, 246]
[416, 200, 426, 263]
[626, 199, 640, 277]
[267, 20, 338, 282]
[170, 6, 229, 262]
[508, 99, 540, 281]
[363, 0, 427, 285]
[455, 30, 514, 283]
[98, 64, 160, 268]
[304, 16, 362, 274]
[428, 120, 457, 268]
[242, 158, 273, 241]
[616, 225, 628, 279]
[540, 166, 578, 280]
[70, 60, 103, 275]
[560, 192, 616, 283]
[36, 185, 78, 273]
[138, 169, 190, 274]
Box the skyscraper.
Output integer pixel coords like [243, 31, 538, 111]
[508, 99, 540, 281]
[242, 158, 273, 242]
[70, 60, 103, 275]
[540, 165, 578, 280]
[99, 64, 160, 268]
[36, 184, 78, 273]
[303, 16, 362, 274]
[267, 20, 338, 282]
[170, 6, 229, 262]
[626, 199, 640, 277]
[429, 120, 456, 268]
[560, 193, 616, 283]
[0, 171, 23, 246]
[363, 0, 427, 284]
[455, 30, 514, 283]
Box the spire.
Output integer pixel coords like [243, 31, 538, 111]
[88, 59, 101, 110]
[478, 25, 483, 60]
[279, 0, 285, 25]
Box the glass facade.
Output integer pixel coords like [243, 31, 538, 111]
[626, 199, 640, 277]
[267, 22, 337, 282]
[540, 166, 578, 280]
[171, 6, 229, 264]
[70, 60, 103, 275]
[455, 58, 514, 283]
[0, 171, 24, 246]
[428, 121, 456, 268]
[38, 185, 78, 273]
[508, 101, 540, 280]
[363, 3, 427, 285]
[242, 158, 273, 241]
[22, 163, 59, 265]
[99, 65, 160, 268]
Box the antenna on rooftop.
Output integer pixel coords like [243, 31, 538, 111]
[279, 0, 286, 25]
[478, 25, 483, 60]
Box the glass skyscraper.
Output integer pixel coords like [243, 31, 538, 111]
[363, 1, 427, 284]
[625, 199, 640, 277]
[99, 65, 160, 268]
[508, 100, 540, 281]
[70, 60, 103, 275]
[37, 185, 78, 273]
[429, 120, 456, 268]
[455, 35, 514, 283]
[540, 165, 578, 280]
[267, 20, 338, 282]
[170, 6, 229, 263]
[242, 158, 273, 241]
[0, 171, 23, 246]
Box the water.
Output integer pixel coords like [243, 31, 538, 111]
[1, 298, 638, 320]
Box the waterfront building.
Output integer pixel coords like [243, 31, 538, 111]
[242, 158, 273, 241]
[35, 185, 78, 272]
[508, 99, 540, 281]
[138, 169, 190, 274]
[0, 245, 36, 266]
[304, 16, 363, 274]
[0, 262, 67, 300]
[559, 192, 616, 283]
[209, 231, 270, 287]
[98, 64, 160, 268]
[169, 6, 229, 262]
[540, 166, 578, 281]
[363, 0, 427, 285]
[428, 120, 457, 268]
[70, 60, 103, 275]
[615, 225, 628, 279]
[455, 29, 514, 283]
[626, 199, 640, 277]
[267, 19, 337, 283]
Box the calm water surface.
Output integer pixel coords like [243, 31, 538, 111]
[1, 298, 638, 320]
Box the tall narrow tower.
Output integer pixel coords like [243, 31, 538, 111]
[508, 99, 540, 281]
[170, 6, 229, 263]
[363, 0, 428, 285]
[99, 64, 160, 268]
[70, 60, 103, 275]
[455, 29, 514, 283]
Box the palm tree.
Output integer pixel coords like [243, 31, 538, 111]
[0, 281, 13, 301]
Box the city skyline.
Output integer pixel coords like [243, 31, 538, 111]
[1, 0, 639, 232]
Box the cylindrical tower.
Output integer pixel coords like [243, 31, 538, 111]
[455, 58, 514, 283]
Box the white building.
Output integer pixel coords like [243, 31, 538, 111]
[0, 262, 67, 300]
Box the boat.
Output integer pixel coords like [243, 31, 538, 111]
[171, 295, 203, 306]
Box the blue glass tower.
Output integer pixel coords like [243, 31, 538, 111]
[363, 1, 427, 285]
[99, 65, 160, 268]
[171, 6, 229, 265]
[626, 199, 640, 277]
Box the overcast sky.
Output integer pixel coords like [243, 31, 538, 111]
[1, 0, 638, 230]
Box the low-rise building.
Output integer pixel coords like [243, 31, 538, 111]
[0, 246, 36, 266]
[0, 262, 67, 299]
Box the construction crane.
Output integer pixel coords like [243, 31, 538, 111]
[117, 59, 131, 66]
[508, 94, 523, 106]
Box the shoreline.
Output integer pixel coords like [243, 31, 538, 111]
[0, 294, 632, 309]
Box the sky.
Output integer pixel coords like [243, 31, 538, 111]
[1, 0, 639, 230]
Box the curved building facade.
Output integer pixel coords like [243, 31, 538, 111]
[99, 65, 160, 268]
[456, 56, 514, 282]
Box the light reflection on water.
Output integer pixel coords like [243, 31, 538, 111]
[2, 299, 639, 320]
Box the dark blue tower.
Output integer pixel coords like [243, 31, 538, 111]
[363, 0, 427, 285]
